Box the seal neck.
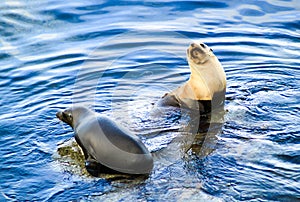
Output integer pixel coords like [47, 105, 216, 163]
[72, 108, 96, 129]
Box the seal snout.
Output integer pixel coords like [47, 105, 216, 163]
[56, 111, 63, 120]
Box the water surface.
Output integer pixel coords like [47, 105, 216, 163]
[0, 0, 299, 201]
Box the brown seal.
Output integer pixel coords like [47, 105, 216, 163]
[160, 42, 226, 113]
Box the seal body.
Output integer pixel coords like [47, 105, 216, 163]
[160, 42, 226, 113]
[56, 106, 153, 175]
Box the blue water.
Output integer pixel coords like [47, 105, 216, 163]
[1, 0, 299, 201]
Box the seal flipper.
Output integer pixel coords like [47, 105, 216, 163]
[75, 135, 89, 159]
[158, 93, 180, 107]
[75, 134, 120, 176]
[85, 155, 101, 177]
[85, 155, 122, 176]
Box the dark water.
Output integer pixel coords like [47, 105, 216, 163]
[1, 0, 299, 201]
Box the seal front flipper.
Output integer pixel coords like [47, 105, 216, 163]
[158, 93, 180, 108]
[75, 133, 110, 176]
[85, 155, 101, 177]
[85, 155, 119, 176]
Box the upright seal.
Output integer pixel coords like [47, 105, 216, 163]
[56, 106, 153, 175]
[160, 42, 226, 113]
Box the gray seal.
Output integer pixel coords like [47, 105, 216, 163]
[56, 106, 153, 175]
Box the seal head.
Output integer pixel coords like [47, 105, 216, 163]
[187, 42, 211, 64]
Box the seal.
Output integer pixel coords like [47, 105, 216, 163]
[160, 42, 226, 113]
[56, 106, 153, 175]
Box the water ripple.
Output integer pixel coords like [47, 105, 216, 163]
[0, 0, 299, 201]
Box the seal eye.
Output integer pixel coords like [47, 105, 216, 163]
[200, 43, 205, 48]
[62, 112, 72, 120]
[210, 48, 213, 52]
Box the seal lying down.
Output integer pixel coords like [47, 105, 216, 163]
[56, 106, 153, 175]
